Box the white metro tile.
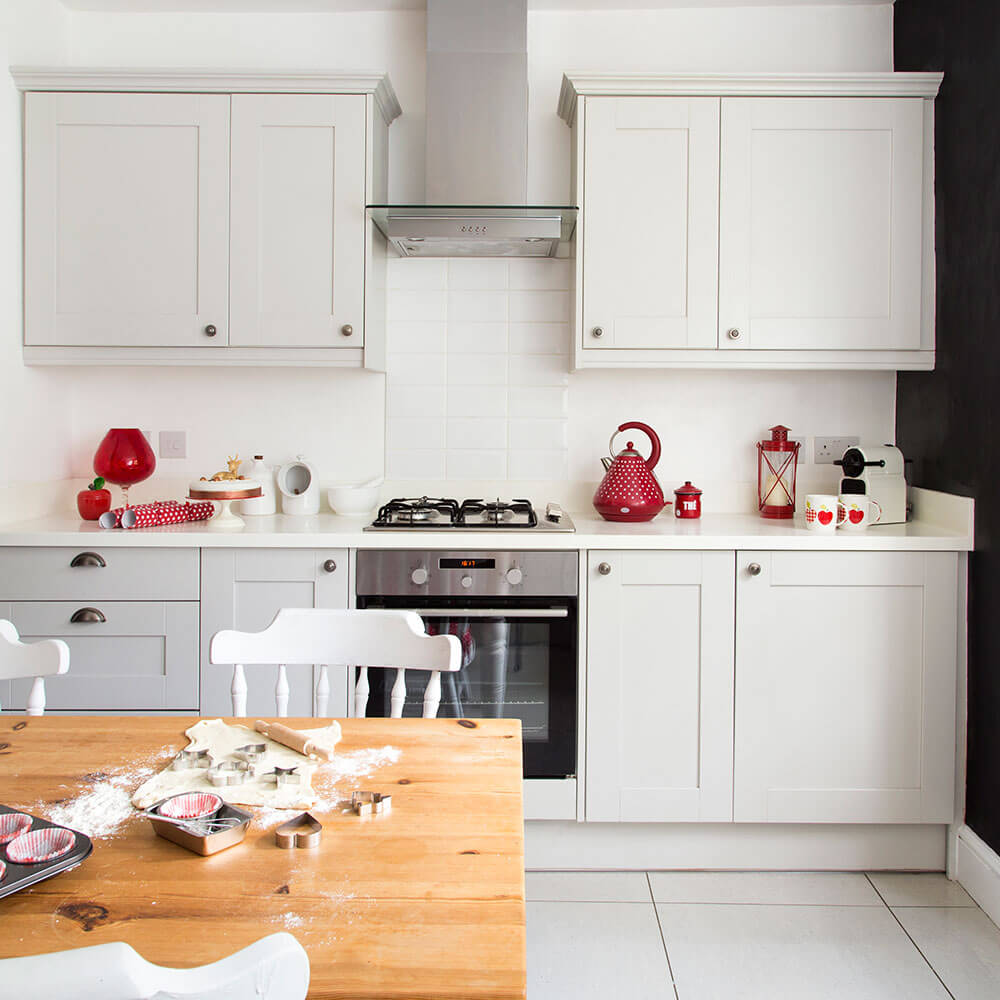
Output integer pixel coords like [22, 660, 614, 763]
[509, 289, 570, 323]
[509, 322, 570, 355]
[388, 385, 447, 418]
[447, 385, 507, 418]
[508, 354, 570, 386]
[388, 418, 446, 451]
[447, 418, 507, 450]
[387, 449, 446, 480]
[387, 257, 448, 290]
[648, 872, 882, 907]
[508, 419, 567, 451]
[528, 901, 674, 1000]
[508, 450, 569, 480]
[447, 354, 508, 386]
[446, 450, 507, 479]
[867, 873, 975, 907]
[509, 258, 572, 290]
[388, 321, 447, 353]
[526, 871, 652, 903]
[387, 287, 447, 323]
[386, 353, 447, 386]
[657, 903, 949, 1000]
[448, 259, 509, 289]
[508, 386, 568, 419]
[448, 289, 508, 323]
[446, 321, 508, 354]
[894, 906, 1000, 1000]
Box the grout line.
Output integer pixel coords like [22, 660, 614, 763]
[865, 874, 957, 1000]
[648, 873, 681, 1000]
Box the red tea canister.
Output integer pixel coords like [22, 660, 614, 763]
[674, 481, 702, 519]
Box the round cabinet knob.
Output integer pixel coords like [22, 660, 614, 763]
[592, 326, 604, 339]
[461, 575, 474, 589]
[506, 567, 524, 586]
[748, 562, 762, 576]
[726, 328, 741, 341]
[597, 562, 612, 576]
[322, 559, 337, 574]
[204, 324, 217, 337]
[341, 324, 354, 337]
[410, 567, 429, 586]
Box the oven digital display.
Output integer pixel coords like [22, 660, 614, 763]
[439, 558, 496, 570]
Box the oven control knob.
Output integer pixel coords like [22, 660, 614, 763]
[461, 575, 474, 589]
[506, 567, 523, 586]
[410, 567, 429, 586]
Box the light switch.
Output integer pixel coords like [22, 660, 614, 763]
[159, 430, 186, 459]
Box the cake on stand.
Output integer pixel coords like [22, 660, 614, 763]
[189, 456, 261, 530]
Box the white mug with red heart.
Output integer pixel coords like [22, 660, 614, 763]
[804, 494, 839, 533]
[838, 495, 882, 530]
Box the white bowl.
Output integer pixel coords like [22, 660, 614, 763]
[327, 484, 381, 516]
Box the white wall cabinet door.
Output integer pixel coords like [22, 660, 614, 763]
[734, 551, 958, 824]
[24, 92, 230, 348]
[200, 549, 349, 718]
[229, 94, 367, 349]
[582, 97, 720, 350]
[586, 551, 735, 822]
[719, 98, 925, 352]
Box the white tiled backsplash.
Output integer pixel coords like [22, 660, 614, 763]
[386, 257, 571, 481]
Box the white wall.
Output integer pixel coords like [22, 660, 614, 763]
[4, 2, 899, 512]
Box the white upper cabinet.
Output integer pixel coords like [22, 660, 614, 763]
[582, 97, 719, 350]
[719, 98, 924, 352]
[561, 74, 942, 370]
[230, 94, 366, 349]
[24, 92, 230, 349]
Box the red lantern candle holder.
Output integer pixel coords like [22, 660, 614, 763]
[757, 425, 800, 519]
[93, 428, 156, 508]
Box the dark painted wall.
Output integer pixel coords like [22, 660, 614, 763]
[894, 0, 1000, 852]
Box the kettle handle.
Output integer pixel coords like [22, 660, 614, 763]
[611, 421, 662, 471]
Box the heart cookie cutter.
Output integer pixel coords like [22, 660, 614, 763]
[274, 812, 323, 849]
[207, 760, 251, 786]
[170, 748, 213, 771]
[351, 791, 392, 817]
[264, 766, 301, 787]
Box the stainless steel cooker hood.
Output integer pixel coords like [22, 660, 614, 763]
[367, 0, 576, 258]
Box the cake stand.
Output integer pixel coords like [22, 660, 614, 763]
[188, 482, 262, 530]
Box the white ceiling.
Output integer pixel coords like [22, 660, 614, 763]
[57, 0, 894, 12]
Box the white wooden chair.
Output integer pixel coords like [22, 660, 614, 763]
[0, 618, 69, 716]
[0, 932, 308, 1000]
[210, 608, 462, 718]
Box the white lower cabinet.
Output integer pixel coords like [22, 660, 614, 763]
[200, 548, 349, 718]
[586, 551, 735, 822]
[734, 551, 958, 823]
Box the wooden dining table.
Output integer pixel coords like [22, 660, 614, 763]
[0, 715, 526, 999]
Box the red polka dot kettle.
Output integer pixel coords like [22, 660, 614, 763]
[593, 421, 666, 522]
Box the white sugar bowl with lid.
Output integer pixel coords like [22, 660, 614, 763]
[277, 456, 320, 516]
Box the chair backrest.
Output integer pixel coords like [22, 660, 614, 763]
[210, 608, 462, 719]
[0, 932, 308, 1000]
[0, 619, 70, 716]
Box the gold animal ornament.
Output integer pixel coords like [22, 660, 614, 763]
[200, 455, 246, 482]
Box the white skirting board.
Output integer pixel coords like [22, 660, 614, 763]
[525, 821, 948, 871]
[956, 825, 1000, 927]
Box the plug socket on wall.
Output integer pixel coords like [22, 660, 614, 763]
[159, 430, 186, 459]
[815, 436, 859, 464]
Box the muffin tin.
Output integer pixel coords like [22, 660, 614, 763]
[0, 805, 93, 900]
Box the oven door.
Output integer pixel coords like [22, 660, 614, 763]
[356, 597, 577, 779]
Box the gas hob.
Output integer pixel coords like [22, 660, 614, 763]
[365, 497, 575, 532]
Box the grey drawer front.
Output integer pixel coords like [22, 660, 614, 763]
[0, 547, 199, 601]
[7, 601, 199, 711]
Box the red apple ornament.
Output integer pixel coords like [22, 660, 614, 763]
[77, 477, 112, 521]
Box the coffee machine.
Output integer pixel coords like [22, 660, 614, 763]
[834, 445, 907, 524]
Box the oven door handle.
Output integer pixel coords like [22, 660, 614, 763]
[391, 607, 569, 619]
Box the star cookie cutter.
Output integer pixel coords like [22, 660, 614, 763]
[264, 766, 301, 787]
[170, 748, 212, 771]
[274, 812, 323, 849]
[351, 790, 392, 817]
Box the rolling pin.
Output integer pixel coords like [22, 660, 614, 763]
[254, 720, 337, 761]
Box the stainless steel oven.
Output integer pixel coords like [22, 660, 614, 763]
[356, 549, 577, 779]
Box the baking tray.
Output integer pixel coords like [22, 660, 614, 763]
[0, 804, 94, 900]
[148, 801, 253, 856]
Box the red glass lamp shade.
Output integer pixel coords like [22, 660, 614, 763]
[93, 429, 156, 493]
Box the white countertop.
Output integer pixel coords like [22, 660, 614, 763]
[0, 501, 973, 551]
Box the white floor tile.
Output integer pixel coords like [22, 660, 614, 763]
[526, 871, 652, 903]
[868, 872, 976, 907]
[657, 903, 949, 1000]
[649, 871, 881, 906]
[894, 906, 1000, 999]
[528, 901, 674, 1000]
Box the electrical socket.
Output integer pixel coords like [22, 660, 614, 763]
[159, 430, 186, 459]
[814, 436, 859, 465]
